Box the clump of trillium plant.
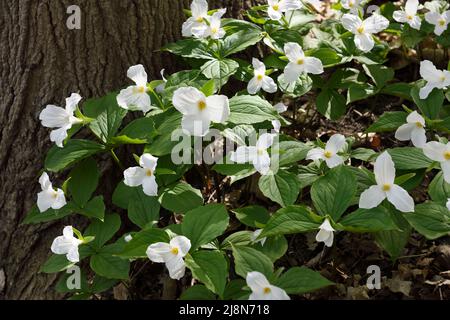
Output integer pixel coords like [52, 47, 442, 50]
[27, 0, 450, 300]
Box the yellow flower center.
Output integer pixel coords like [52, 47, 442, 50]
[415, 122, 423, 128]
[257, 74, 264, 81]
[407, 15, 413, 20]
[263, 287, 271, 294]
[134, 86, 146, 94]
[272, 4, 280, 11]
[357, 26, 365, 34]
[349, 1, 354, 7]
[324, 151, 333, 159]
[171, 247, 179, 255]
[382, 184, 391, 192]
[198, 100, 207, 111]
[440, 75, 446, 82]
[211, 27, 218, 34]
[196, 17, 204, 23]
[146, 169, 153, 177]
[52, 192, 58, 199]
[297, 58, 304, 65]
[439, 19, 446, 26]
[257, 148, 265, 156]
[444, 151, 450, 160]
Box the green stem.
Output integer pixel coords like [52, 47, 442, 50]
[110, 149, 124, 170]
[147, 85, 165, 110]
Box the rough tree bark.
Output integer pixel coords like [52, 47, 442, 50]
[0, 0, 262, 300]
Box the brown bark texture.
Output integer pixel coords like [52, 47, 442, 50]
[0, 0, 261, 300]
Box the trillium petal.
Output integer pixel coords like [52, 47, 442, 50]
[146, 242, 171, 263]
[272, 120, 281, 133]
[325, 154, 344, 168]
[386, 184, 415, 212]
[170, 236, 191, 257]
[63, 226, 74, 238]
[252, 58, 266, 74]
[326, 134, 346, 154]
[359, 185, 386, 209]
[410, 127, 427, 148]
[50, 127, 69, 148]
[205, 95, 230, 123]
[420, 60, 439, 82]
[284, 42, 304, 62]
[405, 0, 419, 16]
[342, 14, 362, 34]
[37, 190, 56, 213]
[181, 114, 211, 137]
[65, 93, 82, 114]
[393, 11, 407, 23]
[316, 229, 333, 247]
[52, 189, 67, 210]
[409, 16, 421, 30]
[117, 86, 152, 113]
[165, 255, 186, 280]
[268, 6, 283, 20]
[123, 167, 146, 187]
[423, 141, 447, 162]
[374, 152, 395, 186]
[364, 14, 389, 34]
[173, 87, 205, 116]
[182, 17, 198, 37]
[191, 24, 209, 38]
[442, 161, 450, 184]
[306, 148, 325, 161]
[39, 105, 70, 128]
[274, 102, 288, 114]
[419, 82, 436, 100]
[355, 33, 375, 53]
[230, 146, 258, 163]
[262, 76, 278, 93]
[280, 0, 302, 11]
[247, 77, 263, 95]
[66, 246, 80, 263]
[246, 271, 271, 292]
[407, 111, 425, 126]
[304, 57, 324, 75]
[127, 64, 148, 87]
[191, 0, 208, 18]
[142, 176, 158, 196]
[257, 133, 275, 150]
[253, 150, 271, 175]
[266, 285, 291, 300]
[140, 154, 158, 170]
[39, 172, 52, 190]
[446, 198, 450, 211]
[283, 62, 303, 83]
[395, 123, 414, 141]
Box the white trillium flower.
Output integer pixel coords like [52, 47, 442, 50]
[123, 153, 159, 196]
[117, 64, 152, 113]
[251, 229, 267, 246]
[283, 42, 324, 83]
[341, 0, 365, 15]
[173, 87, 230, 137]
[341, 13, 390, 53]
[247, 58, 278, 95]
[146, 236, 191, 280]
[422, 141, 450, 183]
[267, 0, 302, 21]
[182, 0, 209, 37]
[272, 102, 288, 133]
[316, 219, 335, 247]
[39, 93, 83, 148]
[394, 111, 427, 147]
[393, 0, 422, 30]
[418, 60, 450, 99]
[246, 271, 290, 300]
[306, 134, 346, 168]
[230, 133, 276, 175]
[201, 9, 227, 39]
[37, 172, 66, 213]
[359, 152, 415, 213]
[425, 10, 450, 36]
[51, 226, 83, 263]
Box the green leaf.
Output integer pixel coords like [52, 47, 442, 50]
[68, 158, 99, 207]
[278, 73, 313, 98]
[311, 165, 356, 221]
[182, 204, 229, 251]
[201, 59, 239, 82]
[374, 212, 411, 260]
[279, 141, 311, 166]
[307, 48, 341, 67]
[22, 205, 72, 225]
[316, 89, 347, 120]
[163, 38, 213, 60]
[83, 93, 128, 143]
[275, 267, 333, 294]
[117, 117, 157, 143]
[213, 163, 256, 184]
[388, 147, 433, 170]
[411, 85, 444, 119]
[90, 247, 130, 280]
[40, 246, 92, 273]
[367, 112, 408, 133]
[159, 182, 204, 213]
[232, 205, 270, 228]
[45, 140, 105, 172]
[180, 285, 217, 300]
[128, 190, 160, 229]
[232, 246, 273, 279]
[253, 235, 288, 262]
[428, 172, 450, 203]
[220, 28, 263, 57]
[381, 83, 413, 100]
[119, 228, 169, 259]
[79, 196, 105, 221]
[339, 207, 398, 232]
[85, 214, 121, 250]
[228, 95, 279, 124]
[347, 83, 377, 104]
[363, 64, 394, 88]
[258, 171, 301, 207]
[260, 205, 322, 238]
[185, 250, 228, 297]
[403, 202, 450, 240]
[351, 148, 377, 161]
[223, 279, 248, 300]
[221, 231, 252, 249]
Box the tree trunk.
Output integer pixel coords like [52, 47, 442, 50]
[0, 0, 261, 300]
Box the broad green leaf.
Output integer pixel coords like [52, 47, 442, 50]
[363, 64, 394, 88]
[180, 285, 217, 300]
[232, 205, 270, 228]
[381, 83, 413, 100]
[79, 196, 105, 221]
[68, 158, 99, 207]
[253, 235, 288, 262]
[374, 211, 411, 260]
[258, 171, 301, 207]
[220, 28, 263, 57]
[274, 267, 333, 294]
[22, 205, 72, 225]
[279, 141, 311, 166]
[228, 95, 279, 124]
[347, 83, 376, 104]
[213, 163, 256, 184]
[339, 207, 398, 232]
[232, 246, 273, 279]
[90, 249, 130, 280]
[159, 182, 204, 213]
[119, 228, 169, 259]
[45, 140, 105, 172]
[260, 205, 322, 238]
[367, 112, 408, 133]
[351, 148, 377, 161]
[223, 279, 248, 300]
[163, 38, 214, 60]
[388, 147, 433, 170]
[185, 250, 228, 297]
[118, 117, 157, 143]
[307, 48, 341, 67]
[200, 59, 239, 82]
[221, 231, 252, 249]
[128, 190, 160, 229]
[40, 246, 92, 273]
[182, 204, 229, 250]
[403, 202, 450, 240]
[311, 165, 356, 221]
[411, 85, 444, 119]
[316, 89, 346, 120]
[428, 172, 450, 203]
[85, 214, 121, 250]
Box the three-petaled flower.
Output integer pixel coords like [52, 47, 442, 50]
[422, 141, 450, 183]
[182, 0, 209, 37]
[359, 152, 415, 213]
[230, 133, 277, 175]
[418, 60, 450, 99]
[202, 9, 227, 39]
[283, 42, 324, 83]
[341, 0, 365, 15]
[267, 0, 302, 21]
[146, 236, 191, 280]
[341, 13, 390, 52]
[425, 9, 450, 36]
[306, 134, 346, 168]
[395, 111, 427, 147]
[51, 226, 83, 263]
[173, 86, 230, 137]
[37, 172, 66, 213]
[247, 58, 278, 95]
[39, 93, 83, 148]
[316, 219, 335, 248]
[246, 271, 290, 300]
[124, 153, 159, 196]
[393, 0, 421, 30]
[117, 64, 152, 113]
